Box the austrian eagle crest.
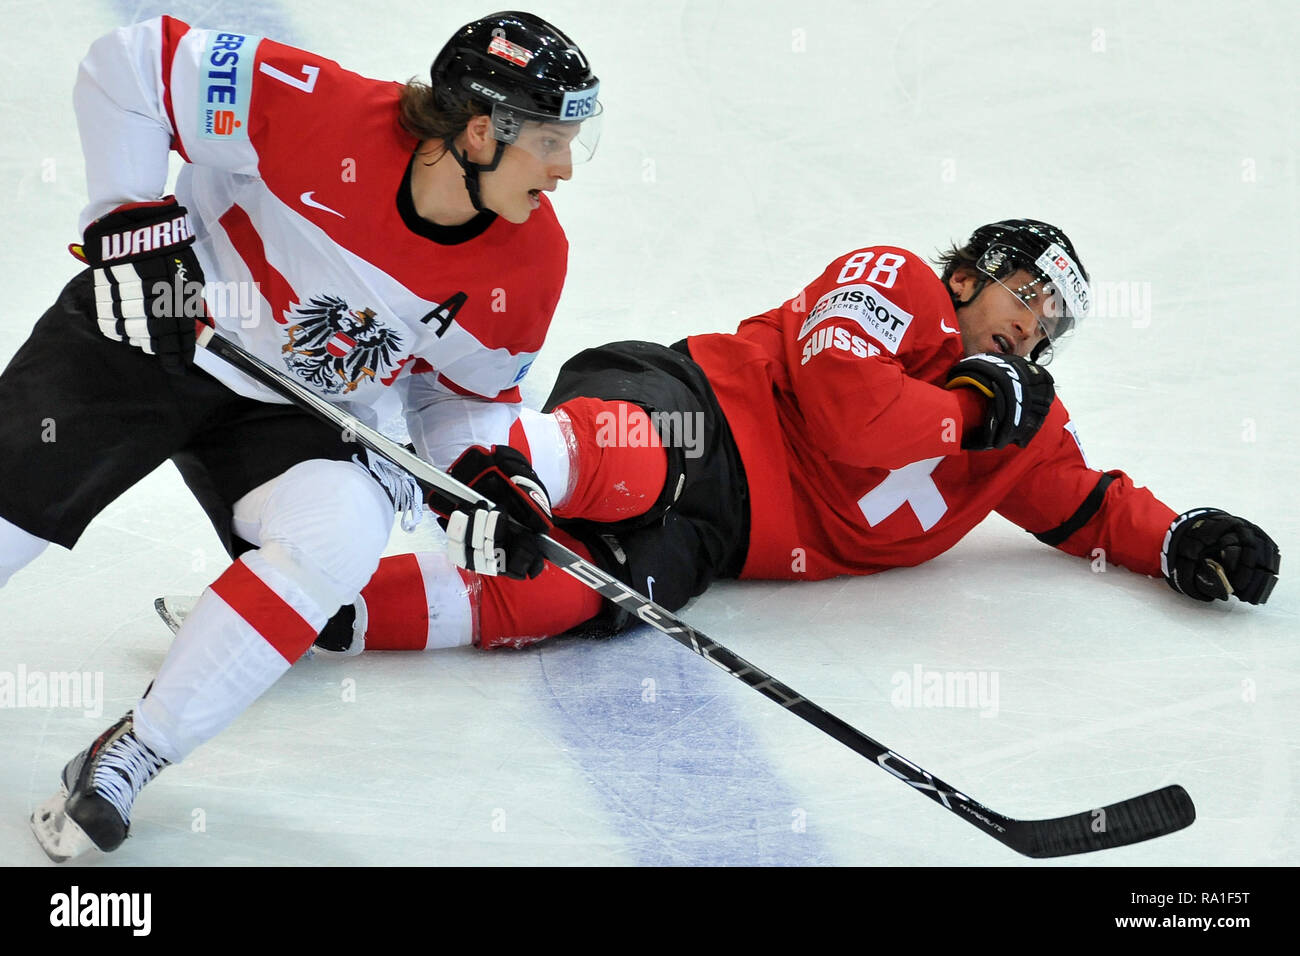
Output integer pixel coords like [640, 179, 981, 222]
[281, 295, 404, 395]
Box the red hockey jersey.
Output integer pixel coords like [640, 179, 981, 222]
[74, 17, 567, 458]
[687, 247, 1177, 581]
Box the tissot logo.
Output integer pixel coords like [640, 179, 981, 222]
[798, 283, 914, 354]
[1036, 242, 1091, 316]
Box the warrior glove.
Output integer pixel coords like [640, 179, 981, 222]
[946, 353, 1055, 450]
[1163, 509, 1280, 605]
[429, 445, 553, 579]
[72, 196, 209, 373]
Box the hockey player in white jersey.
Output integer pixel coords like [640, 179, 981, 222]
[1, 11, 602, 861]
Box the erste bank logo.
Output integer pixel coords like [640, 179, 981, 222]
[198, 32, 261, 140]
[561, 84, 599, 119]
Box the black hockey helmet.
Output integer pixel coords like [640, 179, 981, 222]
[431, 11, 601, 155]
[960, 219, 1092, 363]
[429, 11, 601, 211]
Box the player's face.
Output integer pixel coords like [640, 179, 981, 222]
[950, 268, 1050, 359]
[478, 122, 577, 224]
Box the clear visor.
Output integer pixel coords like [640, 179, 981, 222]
[490, 101, 604, 165]
[976, 243, 1088, 363]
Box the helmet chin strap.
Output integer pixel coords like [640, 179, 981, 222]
[444, 137, 507, 213]
[949, 274, 990, 313]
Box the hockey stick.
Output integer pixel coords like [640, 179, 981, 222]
[198, 327, 1196, 857]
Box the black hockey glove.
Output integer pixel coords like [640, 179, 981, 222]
[945, 353, 1055, 450]
[72, 196, 209, 374]
[428, 445, 552, 579]
[1163, 508, 1280, 605]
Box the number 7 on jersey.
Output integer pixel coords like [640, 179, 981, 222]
[259, 61, 320, 93]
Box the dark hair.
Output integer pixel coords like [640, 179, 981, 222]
[933, 240, 982, 283]
[397, 78, 489, 143]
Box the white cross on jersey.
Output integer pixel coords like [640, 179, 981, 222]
[857, 457, 948, 531]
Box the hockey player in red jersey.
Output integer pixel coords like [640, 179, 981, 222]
[312, 219, 1278, 657]
[4, 11, 602, 861]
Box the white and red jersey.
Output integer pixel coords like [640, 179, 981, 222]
[687, 247, 1178, 580]
[73, 17, 567, 463]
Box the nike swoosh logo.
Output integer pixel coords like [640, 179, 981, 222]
[940, 319, 958, 334]
[300, 191, 345, 218]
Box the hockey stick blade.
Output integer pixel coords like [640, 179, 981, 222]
[198, 328, 1197, 858]
[1001, 784, 1195, 858]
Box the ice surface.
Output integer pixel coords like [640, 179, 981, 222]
[0, 0, 1295, 866]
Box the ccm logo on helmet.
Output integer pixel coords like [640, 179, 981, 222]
[561, 85, 599, 119]
[469, 80, 507, 102]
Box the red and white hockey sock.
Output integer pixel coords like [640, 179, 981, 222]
[132, 546, 331, 762]
[357, 551, 476, 651]
[507, 407, 578, 510]
[546, 398, 668, 523]
[504, 401, 668, 521]
[475, 528, 605, 650]
[359, 529, 604, 652]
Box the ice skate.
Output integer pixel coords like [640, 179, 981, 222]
[30, 712, 169, 863]
[154, 595, 196, 634]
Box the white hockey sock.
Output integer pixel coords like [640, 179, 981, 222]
[133, 548, 330, 763]
[514, 406, 577, 510]
[420, 551, 476, 649]
[134, 457, 393, 761]
[0, 515, 49, 587]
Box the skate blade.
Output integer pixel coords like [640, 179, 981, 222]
[30, 788, 96, 864]
[154, 595, 196, 635]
